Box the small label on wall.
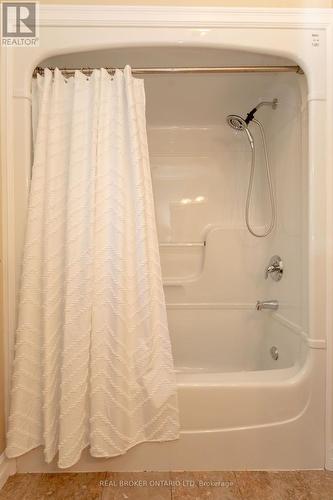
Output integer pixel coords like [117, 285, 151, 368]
[311, 33, 320, 47]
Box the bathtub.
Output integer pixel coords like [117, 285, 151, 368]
[16, 307, 325, 473]
[17, 348, 324, 473]
[170, 306, 313, 434]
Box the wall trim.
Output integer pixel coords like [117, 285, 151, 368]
[326, 447, 333, 471]
[325, 19, 333, 474]
[272, 313, 326, 349]
[0, 453, 16, 491]
[38, 5, 333, 29]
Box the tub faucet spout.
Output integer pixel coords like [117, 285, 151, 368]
[256, 300, 279, 311]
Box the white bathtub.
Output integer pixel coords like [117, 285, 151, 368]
[169, 307, 312, 433]
[16, 307, 325, 473]
[17, 347, 325, 472]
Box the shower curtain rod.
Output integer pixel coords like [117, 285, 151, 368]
[33, 65, 303, 77]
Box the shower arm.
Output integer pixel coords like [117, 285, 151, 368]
[245, 98, 278, 125]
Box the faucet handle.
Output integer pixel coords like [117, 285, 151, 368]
[265, 264, 275, 279]
[265, 255, 283, 281]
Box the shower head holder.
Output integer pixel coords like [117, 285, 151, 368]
[245, 98, 278, 125]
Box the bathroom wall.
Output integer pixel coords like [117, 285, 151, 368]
[145, 68, 305, 371]
[147, 85, 273, 304]
[148, 122, 272, 371]
[37, 0, 333, 7]
[0, 191, 5, 454]
[0, 304, 4, 454]
[0, 72, 5, 453]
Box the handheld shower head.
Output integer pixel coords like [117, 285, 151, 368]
[226, 115, 246, 131]
[226, 111, 276, 238]
[226, 114, 254, 149]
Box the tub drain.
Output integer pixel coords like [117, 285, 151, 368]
[270, 346, 279, 361]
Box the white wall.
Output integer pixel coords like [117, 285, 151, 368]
[146, 74, 305, 370]
[37, 0, 333, 7]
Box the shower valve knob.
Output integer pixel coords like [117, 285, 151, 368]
[265, 255, 283, 281]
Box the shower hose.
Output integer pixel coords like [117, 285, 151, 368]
[246, 118, 276, 238]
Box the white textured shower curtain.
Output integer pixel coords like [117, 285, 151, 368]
[6, 67, 179, 468]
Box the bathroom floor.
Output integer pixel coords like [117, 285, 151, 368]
[0, 470, 332, 499]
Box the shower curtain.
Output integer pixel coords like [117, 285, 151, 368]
[6, 66, 179, 469]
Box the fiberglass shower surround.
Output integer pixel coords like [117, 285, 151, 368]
[8, 61, 297, 467]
